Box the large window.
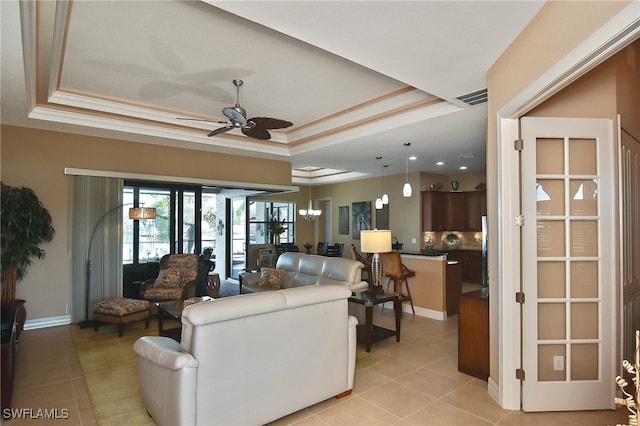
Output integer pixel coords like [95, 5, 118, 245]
[123, 182, 213, 264]
[248, 200, 295, 244]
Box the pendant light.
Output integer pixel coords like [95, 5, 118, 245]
[402, 142, 413, 197]
[375, 157, 383, 210]
[382, 164, 389, 205]
[299, 186, 321, 221]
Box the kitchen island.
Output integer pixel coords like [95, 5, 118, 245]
[395, 252, 461, 320]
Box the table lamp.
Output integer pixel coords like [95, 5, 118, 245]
[360, 229, 391, 293]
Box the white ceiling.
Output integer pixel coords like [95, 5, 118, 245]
[1, 0, 545, 184]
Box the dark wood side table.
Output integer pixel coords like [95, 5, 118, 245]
[348, 291, 402, 352]
[458, 287, 489, 380]
[156, 297, 212, 341]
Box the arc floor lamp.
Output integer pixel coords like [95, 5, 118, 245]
[78, 203, 156, 329]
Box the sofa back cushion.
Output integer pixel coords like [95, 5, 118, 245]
[274, 252, 362, 288]
[320, 256, 362, 285]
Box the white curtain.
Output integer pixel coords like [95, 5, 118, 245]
[71, 176, 124, 323]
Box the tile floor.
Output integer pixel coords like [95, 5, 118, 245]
[7, 298, 630, 425]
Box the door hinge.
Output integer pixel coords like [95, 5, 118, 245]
[515, 292, 525, 304]
[515, 215, 524, 227]
[516, 368, 525, 381]
[514, 139, 524, 151]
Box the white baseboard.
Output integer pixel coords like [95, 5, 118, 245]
[380, 302, 446, 321]
[24, 315, 72, 330]
[487, 376, 501, 406]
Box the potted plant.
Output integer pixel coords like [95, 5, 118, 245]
[267, 216, 287, 244]
[1, 183, 55, 305]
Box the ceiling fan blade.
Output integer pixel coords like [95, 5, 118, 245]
[177, 117, 229, 125]
[222, 107, 247, 124]
[207, 126, 234, 137]
[242, 124, 271, 140]
[249, 117, 293, 130]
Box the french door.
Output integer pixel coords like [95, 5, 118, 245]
[521, 117, 616, 411]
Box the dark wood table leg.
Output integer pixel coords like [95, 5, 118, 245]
[394, 297, 402, 342]
[364, 304, 373, 352]
[157, 309, 165, 333]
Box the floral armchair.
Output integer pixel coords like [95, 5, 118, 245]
[140, 254, 212, 309]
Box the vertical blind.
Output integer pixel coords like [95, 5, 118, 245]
[71, 176, 124, 322]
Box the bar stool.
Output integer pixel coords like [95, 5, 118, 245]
[380, 251, 415, 315]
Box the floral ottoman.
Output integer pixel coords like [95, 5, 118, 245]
[93, 298, 150, 337]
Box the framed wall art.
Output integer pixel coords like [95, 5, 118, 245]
[338, 205, 349, 235]
[351, 201, 371, 239]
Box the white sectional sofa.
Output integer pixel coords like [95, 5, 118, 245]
[133, 285, 358, 426]
[240, 252, 369, 294]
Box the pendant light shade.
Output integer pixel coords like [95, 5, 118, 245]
[375, 197, 383, 209]
[402, 181, 412, 197]
[381, 192, 389, 205]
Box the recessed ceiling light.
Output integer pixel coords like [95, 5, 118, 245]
[409, 155, 417, 161]
[459, 166, 468, 170]
[436, 161, 444, 166]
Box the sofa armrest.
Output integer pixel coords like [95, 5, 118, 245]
[133, 336, 198, 370]
[348, 280, 370, 292]
[347, 315, 358, 390]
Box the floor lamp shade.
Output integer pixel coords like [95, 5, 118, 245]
[128, 207, 156, 220]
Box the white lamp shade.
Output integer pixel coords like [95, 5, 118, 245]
[381, 193, 389, 204]
[375, 197, 383, 210]
[360, 229, 391, 253]
[402, 182, 413, 197]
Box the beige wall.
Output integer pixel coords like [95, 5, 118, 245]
[487, 0, 632, 387]
[1, 125, 293, 321]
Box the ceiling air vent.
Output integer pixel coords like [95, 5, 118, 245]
[456, 88, 487, 106]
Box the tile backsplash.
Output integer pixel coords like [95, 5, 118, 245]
[423, 231, 483, 251]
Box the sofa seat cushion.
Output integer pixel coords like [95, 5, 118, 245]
[143, 287, 184, 301]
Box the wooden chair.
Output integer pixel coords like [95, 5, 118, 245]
[317, 242, 329, 256]
[380, 251, 415, 315]
[351, 244, 373, 287]
[326, 243, 344, 257]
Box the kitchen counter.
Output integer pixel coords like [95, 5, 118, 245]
[397, 253, 461, 320]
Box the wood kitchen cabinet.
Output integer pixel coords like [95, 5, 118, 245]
[421, 190, 486, 232]
[446, 250, 483, 284]
[448, 192, 465, 230]
[421, 191, 448, 231]
[458, 287, 489, 380]
[464, 191, 486, 231]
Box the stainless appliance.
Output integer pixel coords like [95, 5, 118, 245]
[482, 215, 489, 286]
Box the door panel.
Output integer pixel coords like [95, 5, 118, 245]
[620, 126, 640, 363]
[521, 117, 615, 411]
